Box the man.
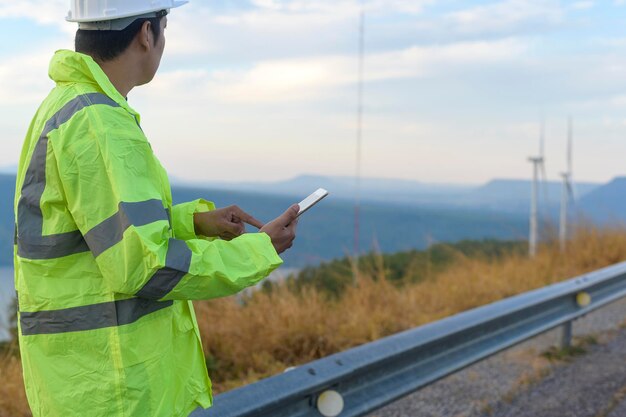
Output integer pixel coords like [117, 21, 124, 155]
[14, 1, 298, 416]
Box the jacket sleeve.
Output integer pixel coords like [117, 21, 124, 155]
[55, 107, 283, 301]
[170, 199, 214, 241]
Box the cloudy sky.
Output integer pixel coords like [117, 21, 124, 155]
[1, 0, 625, 185]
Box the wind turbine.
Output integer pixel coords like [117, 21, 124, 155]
[559, 117, 575, 252]
[528, 120, 547, 257]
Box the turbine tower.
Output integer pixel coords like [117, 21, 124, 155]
[559, 117, 574, 252]
[528, 121, 547, 257]
[528, 155, 543, 257]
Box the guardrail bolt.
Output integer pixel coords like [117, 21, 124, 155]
[576, 292, 591, 308]
[317, 390, 344, 417]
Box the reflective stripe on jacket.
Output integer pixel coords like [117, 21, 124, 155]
[14, 49, 283, 417]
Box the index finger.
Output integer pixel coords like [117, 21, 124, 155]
[233, 207, 264, 229]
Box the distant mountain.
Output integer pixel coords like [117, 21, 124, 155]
[1, 173, 529, 268]
[0, 175, 15, 267]
[188, 174, 473, 203]
[170, 184, 528, 267]
[190, 175, 601, 214]
[578, 177, 626, 224]
[0, 173, 621, 268]
[463, 179, 599, 213]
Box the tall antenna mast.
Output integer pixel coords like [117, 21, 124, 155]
[354, 2, 365, 257]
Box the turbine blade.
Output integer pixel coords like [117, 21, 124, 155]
[539, 117, 546, 158]
[567, 116, 573, 175]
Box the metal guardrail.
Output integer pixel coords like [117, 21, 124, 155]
[192, 261, 626, 417]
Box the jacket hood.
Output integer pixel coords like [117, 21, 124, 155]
[48, 49, 136, 116]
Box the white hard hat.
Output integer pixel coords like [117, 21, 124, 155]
[67, 0, 188, 29]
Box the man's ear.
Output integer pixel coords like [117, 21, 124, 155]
[138, 20, 153, 51]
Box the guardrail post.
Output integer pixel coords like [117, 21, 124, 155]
[561, 321, 572, 348]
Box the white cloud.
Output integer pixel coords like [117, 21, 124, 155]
[250, 0, 283, 10]
[609, 95, 626, 107]
[231, 38, 525, 102]
[0, 52, 53, 105]
[161, 8, 221, 56]
[571, 94, 626, 110]
[0, 0, 74, 32]
[201, 0, 432, 49]
[150, 38, 529, 104]
[571, 1, 595, 9]
[2, 0, 626, 184]
[247, 0, 432, 16]
[590, 37, 626, 48]
[447, 0, 563, 35]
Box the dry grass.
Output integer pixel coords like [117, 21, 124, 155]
[3, 226, 626, 414]
[0, 341, 30, 417]
[196, 226, 626, 392]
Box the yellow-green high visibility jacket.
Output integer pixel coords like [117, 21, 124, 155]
[14, 49, 283, 417]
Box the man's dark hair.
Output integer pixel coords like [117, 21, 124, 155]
[75, 17, 162, 62]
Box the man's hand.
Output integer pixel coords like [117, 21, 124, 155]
[260, 205, 299, 254]
[194, 205, 264, 240]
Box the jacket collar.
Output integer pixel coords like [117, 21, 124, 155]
[48, 49, 140, 122]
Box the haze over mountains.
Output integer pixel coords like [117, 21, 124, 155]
[1, 172, 624, 268]
[186, 174, 600, 214]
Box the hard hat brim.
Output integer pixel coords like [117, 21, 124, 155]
[66, 1, 188, 23]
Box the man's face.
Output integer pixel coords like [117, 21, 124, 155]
[141, 16, 167, 85]
[153, 16, 167, 70]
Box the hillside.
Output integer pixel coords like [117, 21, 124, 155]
[1, 173, 623, 268]
[578, 177, 626, 224]
[463, 179, 598, 213]
[187, 174, 473, 202]
[0, 176, 14, 267]
[187, 175, 600, 213]
[0, 174, 529, 267]
[281, 239, 527, 298]
[171, 185, 529, 267]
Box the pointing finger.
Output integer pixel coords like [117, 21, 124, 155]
[232, 207, 264, 229]
[243, 215, 264, 229]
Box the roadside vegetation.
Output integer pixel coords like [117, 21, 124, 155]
[2, 226, 626, 415]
